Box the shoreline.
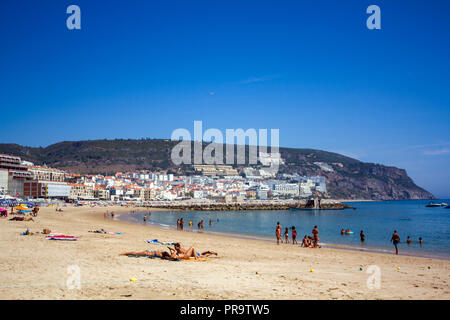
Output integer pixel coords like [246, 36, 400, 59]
[115, 212, 450, 262]
[1, 205, 449, 300]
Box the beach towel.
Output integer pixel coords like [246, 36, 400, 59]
[179, 256, 210, 261]
[45, 234, 78, 241]
[145, 239, 175, 246]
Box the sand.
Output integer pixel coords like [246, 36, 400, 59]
[0, 206, 449, 300]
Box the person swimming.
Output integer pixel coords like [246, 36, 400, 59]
[407, 236, 411, 245]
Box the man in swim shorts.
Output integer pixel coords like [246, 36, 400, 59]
[360, 230, 365, 242]
[391, 230, 400, 255]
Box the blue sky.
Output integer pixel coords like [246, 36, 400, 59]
[0, 0, 449, 197]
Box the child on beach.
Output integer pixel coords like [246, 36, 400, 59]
[284, 227, 289, 244]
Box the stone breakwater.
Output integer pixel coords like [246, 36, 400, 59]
[144, 199, 355, 211]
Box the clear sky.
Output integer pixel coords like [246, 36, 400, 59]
[0, 0, 449, 197]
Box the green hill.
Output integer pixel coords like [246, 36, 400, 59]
[0, 139, 434, 200]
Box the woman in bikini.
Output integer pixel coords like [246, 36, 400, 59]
[275, 222, 282, 245]
[170, 243, 217, 260]
[292, 226, 298, 245]
[284, 227, 289, 244]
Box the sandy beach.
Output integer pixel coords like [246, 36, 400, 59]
[0, 206, 449, 300]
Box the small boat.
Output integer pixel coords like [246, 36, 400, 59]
[425, 202, 448, 207]
[445, 206, 450, 209]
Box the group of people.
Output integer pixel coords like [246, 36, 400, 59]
[6, 205, 39, 221]
[176, 218, 184, 230]
[275, 222, 320, 248]
[340, 229, 365, 242]
[104, 211, 115, 219]
[391, 231, 423, 255]
[121, 242, 218, 261]
[177, 218, 217, 231]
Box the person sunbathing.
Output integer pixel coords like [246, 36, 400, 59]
[170, 243, 217, 260]
[9, 216, 34, 222]
[120, 250, 178, 261]
[89, 229, 107, 233]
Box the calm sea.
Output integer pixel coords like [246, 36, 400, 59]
[117, 200, 450, 259]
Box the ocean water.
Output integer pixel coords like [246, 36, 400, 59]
[117, 200, 450, 259]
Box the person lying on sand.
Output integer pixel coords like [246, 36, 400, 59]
[170, 243, 218, 260]
[120, 250, 178, 261]
[89, 229, 107, 233]
[21, 228, 36, 235]
[9, 217, 34, 222]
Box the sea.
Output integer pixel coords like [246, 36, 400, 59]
[116, 199, 450, 260]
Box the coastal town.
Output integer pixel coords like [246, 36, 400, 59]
[0, 153, 329, 205]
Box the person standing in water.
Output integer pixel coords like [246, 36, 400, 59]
[143, 215, 147, 223]
[391, 230, 400, 255]
[419, 237, 423, 246]
[292, 226, 298, 245]
[275, 222, 282, 245]
[176, 218, 180, 230]
[179, 218, 184, 230]
[312, 225, 320, 248]
[284, 227, 289, 244]
[360, 230, 365, 243]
